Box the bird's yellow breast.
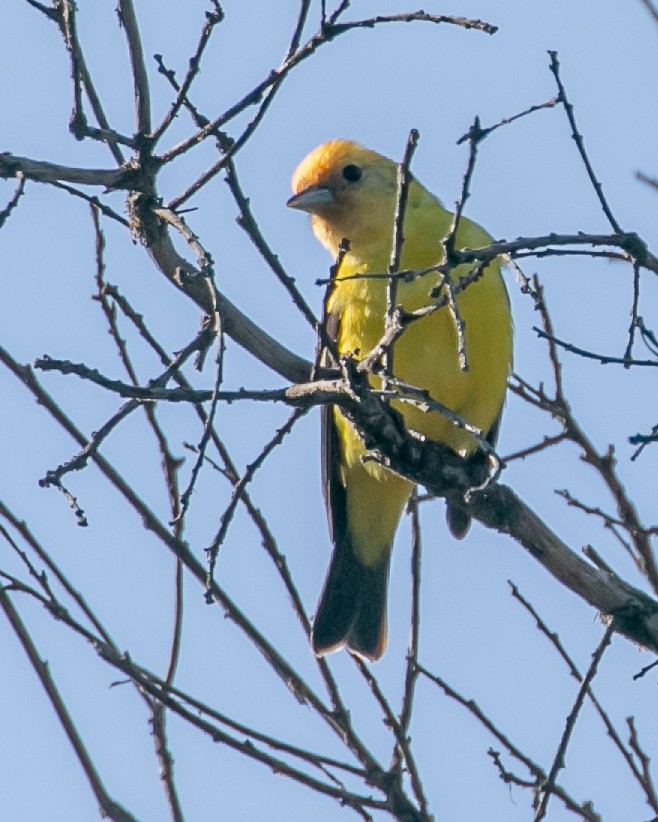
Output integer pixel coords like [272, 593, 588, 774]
[327, 211, 512, 470]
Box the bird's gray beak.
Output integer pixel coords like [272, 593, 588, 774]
[286, 185, 334, 213]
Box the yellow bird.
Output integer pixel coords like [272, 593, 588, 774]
[288, 140, 512, 661]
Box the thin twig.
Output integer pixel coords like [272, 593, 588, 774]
[534, 327, 658, 368]
[393, 494, 422, 777]
[439, 116, 487, 372]
[457, 97, 558, 144]
[503, 432, 569, 462]
[548, 51, 621, 233]
[52, 180, 129, 225]
[623, 261, 642, 364]
[224, 151, 319, 330]
[150, 704, 185, 822]
[534, 621, 615, 821]
[53, 0, 128, 162]
[0, 587, 139, 822]
[38, 326, 213, 491]
[151, 1, 225, 143]
[417, 664, 601, 820]
[0, 174, 26, 229]
[627, 716, 658, 812]
[353, 658, 428, 818]
[204, 408, 308, 592]
[177, 321, 224, 521]
[286, 0, 313, 58]
[384, 128, 420, 376]
[510, 582, 658, 815]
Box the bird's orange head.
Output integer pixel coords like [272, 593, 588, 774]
[287, 140, 402, 256]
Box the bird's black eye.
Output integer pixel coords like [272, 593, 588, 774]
[341, 164, 363, 183]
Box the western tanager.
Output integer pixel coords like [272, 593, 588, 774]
[288, 140, 512, 661]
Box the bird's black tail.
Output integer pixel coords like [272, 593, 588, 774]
[311, 536, 390, 662]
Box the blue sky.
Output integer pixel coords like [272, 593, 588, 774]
[2, 2, 658, 820]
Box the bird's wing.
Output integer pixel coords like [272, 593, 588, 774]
[320, 306, 345, 549]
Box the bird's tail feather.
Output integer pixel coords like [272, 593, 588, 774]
[311, 538, 390, 662]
